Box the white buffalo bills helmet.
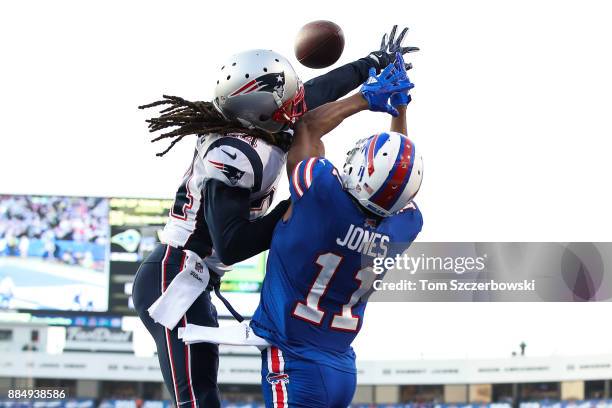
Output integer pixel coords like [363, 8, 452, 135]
[213, 49, 306, 134]
[341, 131, 423, 217]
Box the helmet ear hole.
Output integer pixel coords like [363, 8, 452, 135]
[259, 114, 270, 122]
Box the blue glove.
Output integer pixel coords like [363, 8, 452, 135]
[390, 92, 412, 108]
[390, 52, 414, 107]
[361, 53, 414, 116]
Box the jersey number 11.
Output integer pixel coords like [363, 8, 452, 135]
[292, 253, 376, 332]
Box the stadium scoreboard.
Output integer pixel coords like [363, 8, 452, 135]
[0, 194, 266, 317]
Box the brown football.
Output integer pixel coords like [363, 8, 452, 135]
[295, 20, 345, 69]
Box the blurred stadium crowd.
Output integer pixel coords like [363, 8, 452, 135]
[0, 195, 108, 271]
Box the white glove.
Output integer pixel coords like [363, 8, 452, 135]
[178, 322, 270, 347]
[148, 250, 210, 329]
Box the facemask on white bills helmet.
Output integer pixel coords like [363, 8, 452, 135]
[341, 131, 423, 217]
[213, 49, 306, 134]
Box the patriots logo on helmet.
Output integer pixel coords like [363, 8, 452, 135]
[266, 372, 289, 385]
[229, 72, 286, 98]
[208, 160, 246, 185]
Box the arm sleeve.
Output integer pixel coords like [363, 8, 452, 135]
[204, 179, 290, 265]
[303, 58, 375, 110]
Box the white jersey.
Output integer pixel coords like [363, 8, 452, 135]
[161, 133, 286, 274]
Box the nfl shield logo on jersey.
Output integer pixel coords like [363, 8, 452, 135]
[266, 372, 290, 385]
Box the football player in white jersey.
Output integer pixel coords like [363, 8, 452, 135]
[132, 26, 418, 408]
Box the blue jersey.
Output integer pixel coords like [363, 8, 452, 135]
[251, 157, 423, 373]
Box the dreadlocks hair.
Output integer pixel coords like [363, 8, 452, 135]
[138, 95, 290, 157]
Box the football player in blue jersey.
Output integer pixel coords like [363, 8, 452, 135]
[251, 53, 423, 408]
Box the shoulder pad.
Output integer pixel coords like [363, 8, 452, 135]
[203, 137, 264, 191]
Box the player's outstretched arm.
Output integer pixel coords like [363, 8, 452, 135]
[389, 53, 413, 135]
[287, 93, 368, 176]
[288, 53, 414, 176]
[391, 105, 407, 135]
[303, 25, 418, 110]
[303, 59, 374, 110]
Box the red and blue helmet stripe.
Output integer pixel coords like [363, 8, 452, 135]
[367, 134, 415, 211]
[365, 133, 391, 176]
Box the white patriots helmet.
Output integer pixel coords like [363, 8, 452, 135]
[213, 49, 306, 134]
[341, 131, 423, 217]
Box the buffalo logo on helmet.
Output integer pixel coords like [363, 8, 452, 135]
[195, 262, 204, 273]
[266, 372, 289, 385]
[208, 160, 246, 185]
[229, 72, 286, 98]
